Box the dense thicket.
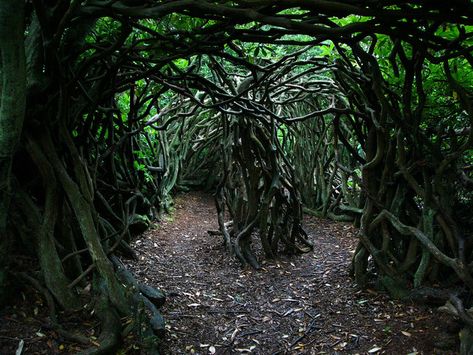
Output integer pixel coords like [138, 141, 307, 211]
[1, 1, 472, 353]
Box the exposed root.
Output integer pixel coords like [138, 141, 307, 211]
[78, 279, 121, 355]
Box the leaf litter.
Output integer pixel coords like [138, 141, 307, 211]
[0, 191, 459, 354]
[126, 192, 460, 354]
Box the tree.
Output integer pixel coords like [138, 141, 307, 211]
[1, 1, 472, 353]
[0, 0, 26, 304]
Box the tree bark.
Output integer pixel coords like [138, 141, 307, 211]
[0, 0, 26, 303]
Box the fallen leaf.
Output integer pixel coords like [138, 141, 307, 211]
[231, 328, 239, 341]
[283, 309, 294, 316]
[368, 346, 382, 353]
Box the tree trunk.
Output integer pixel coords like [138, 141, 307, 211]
[0, 0, 26, 304]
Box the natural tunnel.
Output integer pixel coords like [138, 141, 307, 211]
[1, 1, 472, 354]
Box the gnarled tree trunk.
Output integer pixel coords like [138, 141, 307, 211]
[0, 0, 26, 303]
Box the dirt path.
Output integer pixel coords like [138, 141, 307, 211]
[126, 191, 457, 354]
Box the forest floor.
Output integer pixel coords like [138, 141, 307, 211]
[0, 191, 460, 354]
[126, 191, 458, 355]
